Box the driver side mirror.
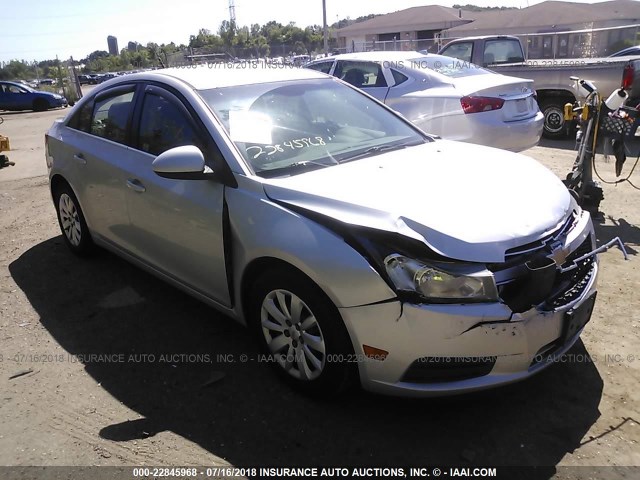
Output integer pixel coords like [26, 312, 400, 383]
[152, 145, 214, 180]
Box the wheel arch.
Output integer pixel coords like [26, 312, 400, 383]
[535, 88, 576, 105]
[49, 174, 92, 231]
[50, 173, 72, 198]
[32, 97, 49, 111]
[536, 89, 577, 139]
[239, 256, 332, 326]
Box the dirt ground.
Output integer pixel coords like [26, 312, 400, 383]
[0, 107, 638, 479]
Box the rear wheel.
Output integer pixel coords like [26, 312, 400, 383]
[540, 99, 571, 139]
[250, 269, 356, 396]
[53, 183, 95, 256]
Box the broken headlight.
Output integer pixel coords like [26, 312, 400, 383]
[384, 254, 498, 303]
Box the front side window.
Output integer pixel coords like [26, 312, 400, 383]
[91, 91, 135, 144]
[3, 84, 28, 94]
[199, 78, 427, 177]
[138, 93, 201, 156]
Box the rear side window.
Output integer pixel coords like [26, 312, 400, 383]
[484, 40, 524, 64]
[91, 91, 134, 144]
[391, 69, 408, 86]
[67, 102, 93, 133]
[138, 93, 201, 156]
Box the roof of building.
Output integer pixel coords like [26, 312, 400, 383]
[445, 0, 640, 34]
[336, 6, 476, 36]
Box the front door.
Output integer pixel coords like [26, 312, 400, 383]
[122, 85, 230, 306]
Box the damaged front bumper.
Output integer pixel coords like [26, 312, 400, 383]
[338, 209, 610, 397]
[339, 258, 597, 397]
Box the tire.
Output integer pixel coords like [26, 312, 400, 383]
[249, 268, 356, 397]
[33, 98, 49, 112]
[53, 183, 95, 256]
[540, 99, 571, 139]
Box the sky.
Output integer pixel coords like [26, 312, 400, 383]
[1, 0, 604, 63]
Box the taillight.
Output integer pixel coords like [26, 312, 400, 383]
[622, 64, 634, 90]
[460, 96, 505, 114]
[45, 134, 51, 168]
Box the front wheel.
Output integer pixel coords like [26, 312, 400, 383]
[33, 98, 49, 112]
[250, 269, 356, 396]
[540, 100, 570, 139]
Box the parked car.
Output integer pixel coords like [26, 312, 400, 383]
[17, 79, 38, 89]
[438, 35, 640, 138]
[305, 51, 543, 152]
[77, 75, 92, 86]
[46, 65, 599, 397]
[0, 81, 68, 111]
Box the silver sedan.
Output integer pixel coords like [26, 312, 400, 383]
[306, 51, 544, 152]
[46, 64, 598, 397]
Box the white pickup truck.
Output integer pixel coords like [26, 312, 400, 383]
[439, 35, 640, 138]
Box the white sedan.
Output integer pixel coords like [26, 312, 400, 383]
[306, 51, 544, 152]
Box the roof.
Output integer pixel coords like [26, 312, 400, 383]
[446, 0, 640, 34]
[123, 63, 327, 90]
[336, 6, 476, 36]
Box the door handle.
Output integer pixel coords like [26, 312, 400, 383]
[73, 153, 86, 165]
[126, 179, 146, 193]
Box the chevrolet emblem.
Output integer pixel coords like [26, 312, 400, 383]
[549, 242, 570, 266]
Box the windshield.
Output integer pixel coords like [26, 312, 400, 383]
[408, 56, 490, 78]
[199, 78, 427, 177]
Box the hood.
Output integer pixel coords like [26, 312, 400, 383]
[262, 140, 572, 263]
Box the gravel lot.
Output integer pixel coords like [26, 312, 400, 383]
[0, 106, 638, 478]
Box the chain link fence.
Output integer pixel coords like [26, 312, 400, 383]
[343, 24, 640, 59]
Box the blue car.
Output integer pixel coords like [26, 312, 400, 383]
[0, 81, 68, 112]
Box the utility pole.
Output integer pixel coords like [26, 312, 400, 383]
[229, 0, 236, 24]
[322, 0, 328, 56]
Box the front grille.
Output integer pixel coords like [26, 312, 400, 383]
[504, 211, 577, 260]
[543, 239, 595, 309]
[401, 356, 497, 383]
[494, 235, 595, 313]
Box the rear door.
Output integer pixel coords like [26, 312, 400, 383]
[123, 84, 230, 306]
[55, 84, 138, 245]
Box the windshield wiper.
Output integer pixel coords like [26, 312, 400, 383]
[339, 140, 423, 164]
[258, 158, 338, 178]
